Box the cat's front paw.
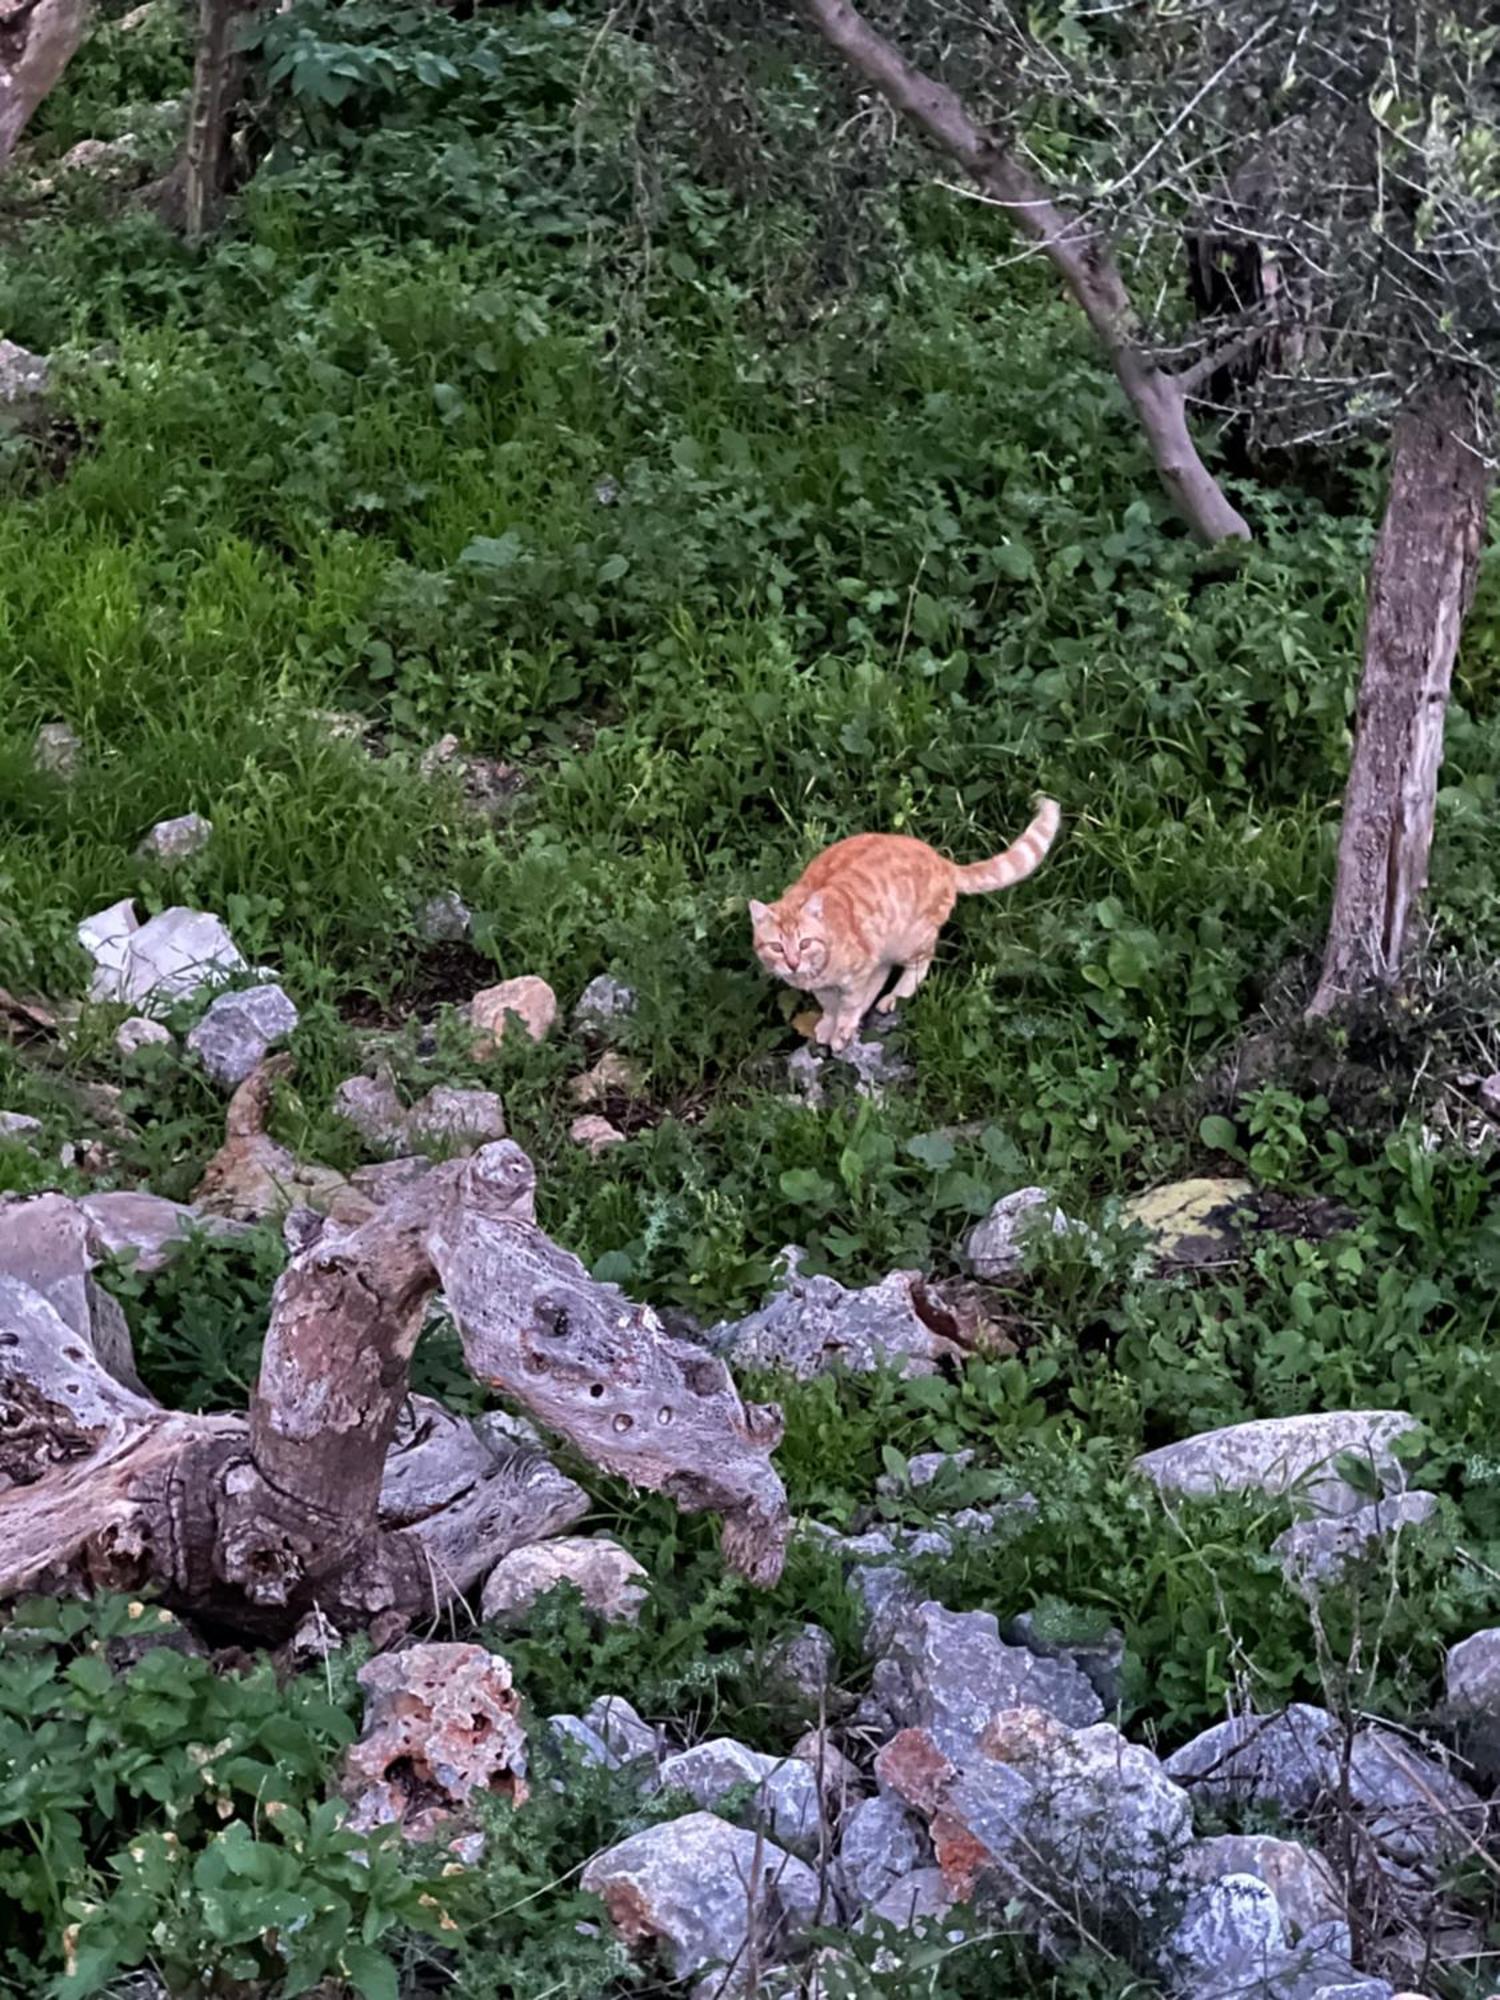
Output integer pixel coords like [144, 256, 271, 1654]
[874, 993, 899, 1014]
[812, 1013, 837, 1046]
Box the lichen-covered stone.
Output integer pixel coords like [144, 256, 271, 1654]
[1161, 1874, 1284, 1990]
[1135, 1411, 1419, 1517]
[480, 1536, 647, 1629]
[659, 1738, 824, 1857]
[580, 1812, 819, 1989]
[710, 1267, 960, 1382]
[187, 984, 298, 1089]
[836, 1795, 928, 1913]
[1446, 1627, 1500, 1717]
[868, 1600, 1103, 1755]
[136, 813, 212, 865]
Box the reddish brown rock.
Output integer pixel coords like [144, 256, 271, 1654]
[342, 1642, 527, 1841]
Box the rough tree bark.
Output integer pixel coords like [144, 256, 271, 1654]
[0, 0, 90, 171]
[145, 0, 262, 238]
[0, 1136, 791, 1632]
[797, 0, 1251, 544]
[1308, 381, 1492, 1017]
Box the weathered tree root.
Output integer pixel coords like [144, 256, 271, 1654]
[0, 1135, 789, 1633]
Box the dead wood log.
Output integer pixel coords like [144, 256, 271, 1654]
[0, 1135, 790, 1630]
[0, 0, 90, 172]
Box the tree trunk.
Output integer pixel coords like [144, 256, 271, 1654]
[797, 0, 1250, 544]
[181, 0, 251, 241]
[1308, 381, 1491, 1017]
[0, 0, 90, 171]
[1, 1131, 791, 1631]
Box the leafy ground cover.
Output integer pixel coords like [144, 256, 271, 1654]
[3, 2, 1500, 1994]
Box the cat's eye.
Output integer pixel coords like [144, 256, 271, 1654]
[766, 941, 785, 955]
[799, 939, 818, 950]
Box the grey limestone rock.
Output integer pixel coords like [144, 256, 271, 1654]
[187, 984, 298, 1089]
[1135, 1411, 1419, 1518]
[659, 1738, 825, 1858]
[580, 1812, 819, 1990]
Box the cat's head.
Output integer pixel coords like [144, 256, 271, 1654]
[748, 893, 830, 982]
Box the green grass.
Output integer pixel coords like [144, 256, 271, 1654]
[4, 1, 1500, 1994]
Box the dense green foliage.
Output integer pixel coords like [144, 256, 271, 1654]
[3, 2, 1500, 1994]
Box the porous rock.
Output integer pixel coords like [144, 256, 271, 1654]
[964, 1187, 1076, 1278]
[836, 1795, 928, 1913]
[574, 974, 637, 1034]
[480, 1535, 648, 1628]
[1273, 1492, 1439, 1589]
[135, 813, 212, 865]
[343, 1642, 527, 1840]
[77, 900, 248, 1011]
[659, 1739, 825, 1858]
[580, 1811, 819, 1989]
[868, 1600, 1102, 1754]
[186, 983, 299, 1089]
[470, 975, 558, 1051]
[710, 1266, 960, 1382]
[1135, 1411, 1420, 1517]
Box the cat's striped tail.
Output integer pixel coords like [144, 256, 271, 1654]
[953, 797, 1061, 895]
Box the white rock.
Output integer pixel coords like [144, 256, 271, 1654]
[0, 1112, 43, 1149]
[836, 1795, 927, 1913]
[115, 1016, 173, 1056]
[135, 813, 212, 865]
[77, 901, 248, 1011]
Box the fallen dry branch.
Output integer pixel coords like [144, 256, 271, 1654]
[0, 1131, 790, 1632]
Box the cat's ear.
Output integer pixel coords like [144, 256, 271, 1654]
[802, 893, 824, 922]
[747, 899, 770, 926]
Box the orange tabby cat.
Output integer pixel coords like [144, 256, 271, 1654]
[750, 798, 1060, 1052]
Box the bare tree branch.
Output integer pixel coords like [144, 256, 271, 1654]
[796, 0, 1251, 541]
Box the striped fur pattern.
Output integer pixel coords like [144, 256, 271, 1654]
[750, 798, 1061, 1052]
